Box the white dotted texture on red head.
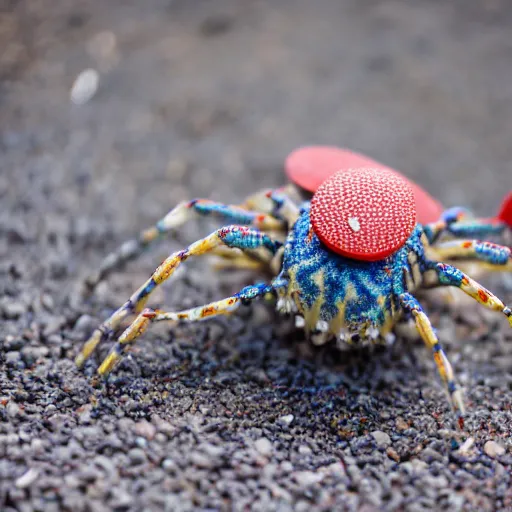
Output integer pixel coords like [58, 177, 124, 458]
[310, 168, 417, 261]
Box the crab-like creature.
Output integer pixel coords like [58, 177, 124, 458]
[77, 152, 512, 422]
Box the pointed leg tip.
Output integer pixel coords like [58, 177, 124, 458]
[451, 390, 466, 430]
[74, 353, 86, 368]
[76, 330, 105, 368]
[97, 351, 121, 377]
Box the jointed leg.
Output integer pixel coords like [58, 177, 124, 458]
[210, 250, 268, 271]
[398, 293, 465, 418]
[76, 225, 282, 367]
[208, 189, 299, 271]
[210, 245, 287, 272]
[85, 198, 287, 289]
[446, 220, 507, 240]
[431, 262, 512, 327]
[429, 240, 512, 272]
[97, 283, 277, 376]
[424, 207, 507, 244]
[241, 186, 301, 226]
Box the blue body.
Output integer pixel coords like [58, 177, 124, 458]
[275, 206, 428, 340]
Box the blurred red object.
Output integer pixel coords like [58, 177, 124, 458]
[285, 146, 444, 224]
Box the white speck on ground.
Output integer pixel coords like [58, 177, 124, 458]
[70, 69, 100, 105]
[277, 414, 295, 427]
[15, 468, 39, 489]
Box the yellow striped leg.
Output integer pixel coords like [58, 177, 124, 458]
[76, 226, 281, 368]
[241, 185, 301, 226]
[430, 240, 511, 272]
[433, 263, 512, 327]
[85, 199, 286, 289]
[206, 187, 300, 271]
[398, 293, 465, 419]
[210, 246, 276, 272]
[98, 283, 275, 376]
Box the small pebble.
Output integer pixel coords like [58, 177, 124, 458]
[135, 437, 148, 449]
[277, 414, 294, 427]
[483, 440, 506, 458]
[319, 462, 345, 477]
[293, 471, 324, 487]
[280, 461, 293, 473]
[298, 444, 312, 455]
[395, 417, 408, 431]
[3, 302, 26, 319]
[379, 410, 391, 420]
[31, 439, 45, 455]
[16, 468, 39, 489]
[109, 487, 132, 509]
[7, 401, 22, 418]
[70, 69, 100, 105]
[162, 458, 178, 473]
[371, 431, 391, 448]
[200, 443, 224, 459]
[190, 452, 215, 469]
[386, 447, 400, 462]
[134, 420, 156, 440]
[40, 293, 54, 310]
[128, 448, 147, 465]
[73, 314, 96, 334]
[77, 405, 92, 425]
[6, 351, 21, 364]
[254, 437, 273, 457]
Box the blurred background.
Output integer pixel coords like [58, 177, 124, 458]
[2, 0, 511, 243]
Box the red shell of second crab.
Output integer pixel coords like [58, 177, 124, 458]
[285, 146, 443, 224]
[496, 191, 512, 227]
[310, 167, 417, 261]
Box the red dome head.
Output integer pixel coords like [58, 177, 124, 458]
[310, 167, 417, 261]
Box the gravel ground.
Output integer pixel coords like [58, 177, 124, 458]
[1, 1, 512, 511]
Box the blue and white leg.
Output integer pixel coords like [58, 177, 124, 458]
[97, 282, 277, 376]
[76, 225, 282, 368]
[398, 293, 465, 418]
[428, 262, 512, 326]
[85, 198, 287, 289]
[242, 186, 301, 226]
[429, 240, 512, 272]
[424, 207, 507, 244]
